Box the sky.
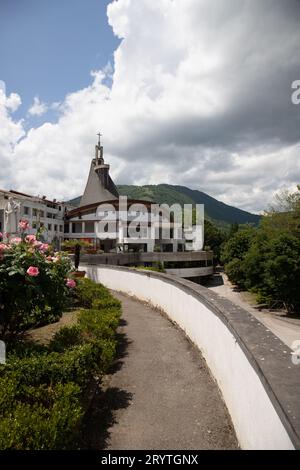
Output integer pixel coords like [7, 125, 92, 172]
[0, 0, 300, 213]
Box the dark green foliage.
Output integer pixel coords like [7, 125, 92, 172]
[0, 382, 83, 450]
[221, 187, 300, 312]
[221, 226, 255, 265]
[260, 233, 300, 311]
[3, 342, 106, 389]
[92, 297, 122, 310]
[204, 220, 226, 262]
[0, 278, 121, 449]
[224, 258, 247, 287]
[49, 325, 83, 352]
[228, 222, 239, 239]
[74, 277, 112, 308]
[78, 308, 120, 342]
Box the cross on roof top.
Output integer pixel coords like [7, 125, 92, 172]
[97, 132, 102, 146]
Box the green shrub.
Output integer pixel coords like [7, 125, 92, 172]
[0, 224, 72, 341]
[7, 339, 48, 359]
[78, 308, 120, 341]
[136, 264, 165, 273]
[92, 297, 121, 310]
[0, 382, 83, 450]
[75, 278, 110, 308]
[4, 342, 108, 388]
[49, 325, 83, 352]
[0, 277, 121, 449]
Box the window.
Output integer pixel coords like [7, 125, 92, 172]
[60, 225, 63, 232]
[64, 224, 69, 234]
[85, 222, 94, 233]
[23, 206, 30, 215]
[48, 223, 52, 231]
[54, 224, 57, 231]
[72, 222, 82, 233]
[32, 208, 38, 217]
[47, 212, 52, 219]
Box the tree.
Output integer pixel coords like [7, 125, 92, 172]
[220, 226, 255, 266]
[224, 258, 247, 287]
[262, 186, 300, 238]
[220, 186, 300, 313]
[242, 229, 271, 292]
[203, 220, 226, 263]
[228, 222, 239, 239]
[262, 233, 300, 312]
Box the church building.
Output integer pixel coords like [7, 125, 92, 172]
[64, 136, 188, 253]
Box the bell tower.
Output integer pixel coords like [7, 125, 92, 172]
[79, 134, 119, 207]
[94, 133, 110, 189]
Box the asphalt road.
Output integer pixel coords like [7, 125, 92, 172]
[102, 292, 238, 450]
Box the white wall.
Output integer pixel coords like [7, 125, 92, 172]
[165, 266, 213, 277]
[83, 265, 295, 450]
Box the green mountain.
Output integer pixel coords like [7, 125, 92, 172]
[68, 184, 261, 228]
[118, 184, 261, 227]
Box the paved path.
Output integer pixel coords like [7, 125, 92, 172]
[102, 292, 238, 450]
[207, 273, 300, 349]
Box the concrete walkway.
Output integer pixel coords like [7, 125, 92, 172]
[102, 292, 238, 450]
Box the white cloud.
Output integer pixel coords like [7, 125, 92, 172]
[28, 96, 48, 116]
[0, 86, 24, 189]
[1, 0, 300, 212]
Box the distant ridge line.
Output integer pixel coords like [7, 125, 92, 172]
[67, 183, 261, 227]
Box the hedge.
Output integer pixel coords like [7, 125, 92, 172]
[0, 278, 121, 450]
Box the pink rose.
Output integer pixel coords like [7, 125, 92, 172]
[19, 219, 29, 231]
[33, 240, 42, 248]
[39, 243, 49, 252]
[66, 278, 76, 288]
[0, 243, 8, 252]
[26, 234, 36, 243]
[46, 256, 52, 261]
[26, 266, 39, 277]
[10, 237, 22, 245]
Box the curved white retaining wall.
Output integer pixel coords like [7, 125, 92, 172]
[83, 265, 297, 450]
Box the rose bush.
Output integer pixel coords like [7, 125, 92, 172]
[0, 221, 72, 341]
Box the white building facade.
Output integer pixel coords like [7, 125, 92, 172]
[0, 189, 71, 247]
